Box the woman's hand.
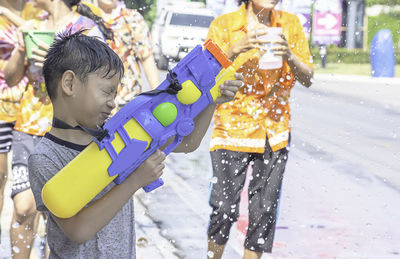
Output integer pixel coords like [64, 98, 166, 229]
[31, 39, 50, 68]
[16, 21, 38, 56]
[270, 33, 293, 62]
[215, 73, 244, 104]
[227, 23, 270, 60]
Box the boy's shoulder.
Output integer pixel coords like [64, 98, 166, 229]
[28, 134, 88, 211]
[29, 134, 85, 175]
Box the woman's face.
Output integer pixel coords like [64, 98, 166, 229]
[32, 0, 52, 10]
[97, 0, 118, 10]
[251, 0, 279, 10]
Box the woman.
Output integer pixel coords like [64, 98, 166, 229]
[97, 0, 160, 109]
[206, 0, 314, 258]
[7, 1, 111, 258]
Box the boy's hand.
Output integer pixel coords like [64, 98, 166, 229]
[128, 149, 166, 187]
[215, 73, 243, 104]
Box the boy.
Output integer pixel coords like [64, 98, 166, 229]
[28, 30, 242, 258]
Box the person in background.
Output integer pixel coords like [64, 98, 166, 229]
[4, 0, 110, 257]
[0, 0, 41, 253]
[97, 0, 160, 109]
[206, 0, 314, 258]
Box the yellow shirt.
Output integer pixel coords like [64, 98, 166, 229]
[0, 2, 41, 123]
[208, 4, 313, 153]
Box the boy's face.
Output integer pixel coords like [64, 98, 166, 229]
[72, 70, 119, 129]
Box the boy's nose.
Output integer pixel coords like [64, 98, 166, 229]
[107, 99, 116, 110]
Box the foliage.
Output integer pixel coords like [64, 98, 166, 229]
[124, 0, 157, 27]
[310, 46, 400, 64]
[367, 12, 400, 50]
[123, 0, 207, 28]
[366, 0, 400, 6]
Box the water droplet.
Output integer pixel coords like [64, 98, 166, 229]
[207, 251, 215, 258]
[257, 238, 265, 244]
[18, 234, 24, 239]
[12, 246, 20, 253]
[12, 222, 20, 229]
[210, 177, 218, 184]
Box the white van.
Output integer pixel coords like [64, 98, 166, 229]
[152, 3, 215, 70]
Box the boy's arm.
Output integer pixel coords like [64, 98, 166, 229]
[171, 74, 243, 153]
[30, 150, 165, 244]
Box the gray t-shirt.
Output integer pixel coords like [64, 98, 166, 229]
[28, 133, 136, 259]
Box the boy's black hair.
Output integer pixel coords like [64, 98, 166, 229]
[238, 0, 249, 5]
[43, 29, 124, 100]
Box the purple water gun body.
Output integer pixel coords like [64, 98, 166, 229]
[95, 40, 233, 191]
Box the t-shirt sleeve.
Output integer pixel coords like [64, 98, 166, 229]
[28, 154, 61, 212]
[289, 15, 313, 68]
[206, 18, 229, 52]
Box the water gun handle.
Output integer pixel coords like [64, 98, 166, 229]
[143, 178, 164, 192]
[142, 117, 194, 192]
[210, 66, 237, 101]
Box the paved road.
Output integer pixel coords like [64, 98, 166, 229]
[136, 73, 400, 258]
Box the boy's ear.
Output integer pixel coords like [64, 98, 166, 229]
[60, 70, 78, 96]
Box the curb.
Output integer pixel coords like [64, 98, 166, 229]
[314, 73, 400, 85]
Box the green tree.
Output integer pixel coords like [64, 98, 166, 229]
[124, 0, 157, 27]
[366, 0, 400, 6]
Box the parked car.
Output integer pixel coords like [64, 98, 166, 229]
[152, 3, 215, 70]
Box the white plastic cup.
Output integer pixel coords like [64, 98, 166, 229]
[257, 27, 283, 70]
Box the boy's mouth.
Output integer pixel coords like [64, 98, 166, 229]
[101, 112, 111, 119]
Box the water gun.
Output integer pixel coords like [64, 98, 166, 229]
[42, 40, 237, 218]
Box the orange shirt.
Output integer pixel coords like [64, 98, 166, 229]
[208, 4, 313, 153]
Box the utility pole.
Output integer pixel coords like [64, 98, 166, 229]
[345, 0, 365, 49]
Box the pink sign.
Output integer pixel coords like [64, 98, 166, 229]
[312, 0, 342, 45]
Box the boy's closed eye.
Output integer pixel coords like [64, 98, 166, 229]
[102, 86, 117, 97]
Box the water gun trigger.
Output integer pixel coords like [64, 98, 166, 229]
[107, 138, 148, 177]
[162, 135, 185, 156]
